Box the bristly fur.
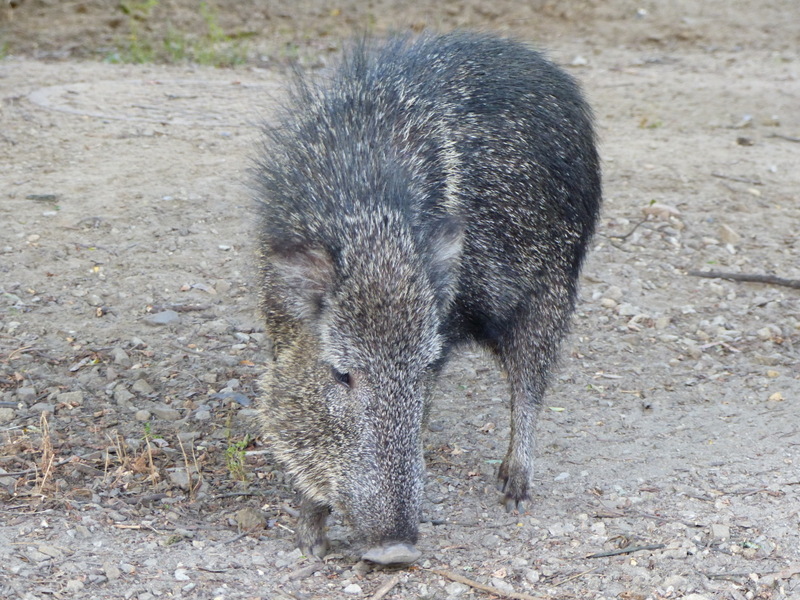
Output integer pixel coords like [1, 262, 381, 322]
[254, 31, 601, 562]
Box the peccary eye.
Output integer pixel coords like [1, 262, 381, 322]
[331, 367, 352, 388]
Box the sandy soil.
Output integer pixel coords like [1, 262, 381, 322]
[1, 1, 799, 599]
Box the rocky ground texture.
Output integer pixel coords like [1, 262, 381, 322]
[1, 1, 799, 599]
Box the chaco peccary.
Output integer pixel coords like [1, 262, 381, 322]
[254, 31, 601, 565]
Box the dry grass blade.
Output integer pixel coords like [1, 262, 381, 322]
[35, 411, 55, 494]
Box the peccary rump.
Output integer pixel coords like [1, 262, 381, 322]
[254, 31, 601, 565]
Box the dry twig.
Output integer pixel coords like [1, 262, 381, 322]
[427, 568, 547, 600]
[586, 543, 666, 558]
[287, 561, 325, 581]
[369, 574, 401, 600]
[711, 172, 763, 185]
[769, 132, 800, 143]
[688, 270, 800, 290]
[552, 567, 599, 587]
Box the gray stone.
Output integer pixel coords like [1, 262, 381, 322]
[177, 431, 200, 443]
[104, 562, 122, 581]
[28, 402, 55, 415]
[151, 403, 180, 421]
[144, 310, 180, 326]
[135, 410, 151, 422]
[113, 347, 132, 366]
[200, 319, 231, 335]
[17, 387, 36, 402]
[168, 468, 191, 490]
[193, 409, 211, 421]
[57, 391, 84, 406]
[114, 387, 135, 405]
[445, 581, 469, 596]
[132, 379, 154, 395]
[710, 523, 730, 541]
[490, 578, 515, 594]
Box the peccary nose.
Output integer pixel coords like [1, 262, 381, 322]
[362, 542, 421, 565]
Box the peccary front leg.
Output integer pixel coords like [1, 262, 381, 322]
[496, 282, 575, 511]
[296, 498, 331, 559]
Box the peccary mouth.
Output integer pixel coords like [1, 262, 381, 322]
[361, 542, 422, 565]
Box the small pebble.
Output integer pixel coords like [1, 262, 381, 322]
[234, 507, 267, 532]
[168, 468, 192, 490]
[710, 523, 730, 541]
[17, 387, 37, 401]
[57, 391, 84, 406]
[150, 403, 180, 421]
[132, 379, 154, 395]
[104, 562, 122, 580]
[490, 578, 515, 594]
[719, 224, 740, 244]
[114, 387, 135, 405]
[145, 310, 180, 326]
[113, 347, 132, 366]
[600, 297, 617, 308]
[445, 581, 469, 596]
[194, 409, 212, 421]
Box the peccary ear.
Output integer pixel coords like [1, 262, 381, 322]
[268, 244, 334, 320]
[428, 218, 463, 303]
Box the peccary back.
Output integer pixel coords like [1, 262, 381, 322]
[255, 31, 601, 565]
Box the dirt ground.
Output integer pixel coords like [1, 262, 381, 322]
[1, 1, 799, 599]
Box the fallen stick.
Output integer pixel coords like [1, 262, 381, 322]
[769, 133, 800, 143]
[427, 568, 547, 600]
[710, 172, 763, 185]
[552, 566, 599, 587]
[369, 574, 401, 600]
[288, 561, 325, 581]
[586, 543, 666, 558]
[688, 270, 800, 290]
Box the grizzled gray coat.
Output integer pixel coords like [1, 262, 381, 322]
[255, 31, 601, 564]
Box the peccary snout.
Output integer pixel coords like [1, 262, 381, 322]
[362, 543, 422, 566]
[255, 31, 601, 563]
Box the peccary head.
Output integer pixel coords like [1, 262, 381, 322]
[260, 208, 462, 553]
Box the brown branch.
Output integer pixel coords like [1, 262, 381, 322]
[427, 568, 547, 600]
[688, 270, 800, 290]
[369, 575, 401, 600]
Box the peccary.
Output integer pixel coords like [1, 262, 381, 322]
[254, 31, 601, 565]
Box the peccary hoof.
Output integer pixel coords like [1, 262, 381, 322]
[362, 542, 421, 565]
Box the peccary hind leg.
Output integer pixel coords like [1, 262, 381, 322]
[496, 281, 576, 511]
[297, 499, 331, 558]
